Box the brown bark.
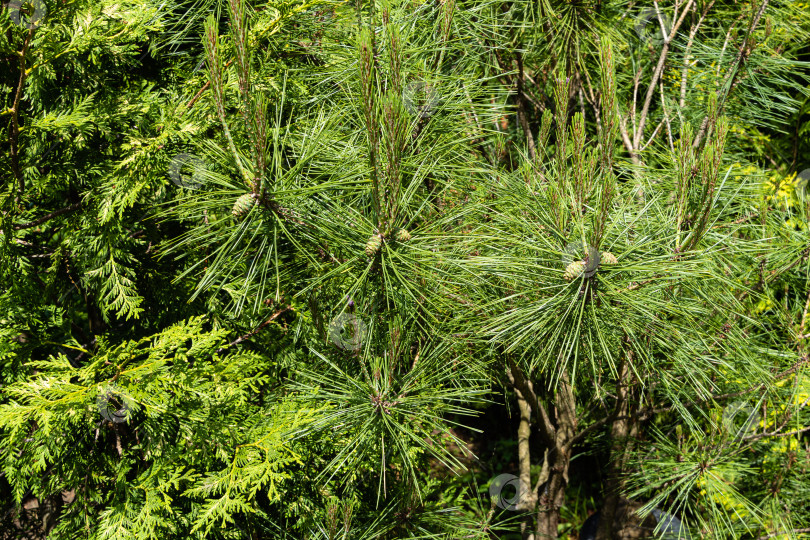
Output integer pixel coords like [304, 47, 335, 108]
[505, 355, 579, 540]
[596, 345, 640, 540]
[41, 493, 63, 535]
[517, 391, 534, 539]
[535, 373, 577, 540]
[505, 359, 536, 539]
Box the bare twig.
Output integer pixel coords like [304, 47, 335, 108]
[184, 58, 235, 112]
[618, 113, 638, 165]
[631, 67, 642, 140]
[756, 528, 810, 540]
[215, 306, 291, 354]
[640, 118, 665, 152]
[506, 356, 556, 448]
[10, 26, 35, 201]
[659, 81, 675, 151]
[633, 0, 696, 150]
[13, 202, 83, 230]
[744, 423, 810, 444]
[679, 0, 715, 110]
[693, 0, 771, 149]
[716, 12, 747, 80]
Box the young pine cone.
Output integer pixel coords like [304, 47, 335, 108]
[365, 234, 383, 257]
[395, 228, 411, 242]
[232, 193, 256, 218]
[600, 251, 618, 265]
[564, 260, 586, 282]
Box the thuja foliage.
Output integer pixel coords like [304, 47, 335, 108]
[1, 0, 809, 537]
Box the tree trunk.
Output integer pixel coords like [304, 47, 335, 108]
[535, 373, 577, 540]
[506, 358, 579, 540]
[596, 346, 639, 540]
[506, 359, 537, 540]
[516, 391, 535, 540]
[41, 493, 63, 536]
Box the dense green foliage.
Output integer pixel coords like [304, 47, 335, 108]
[1, 0, 810, 538]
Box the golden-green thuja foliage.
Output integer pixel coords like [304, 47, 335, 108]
[0, 317, 320, 538]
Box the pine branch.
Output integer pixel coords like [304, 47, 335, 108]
[692, 0, 771, 149]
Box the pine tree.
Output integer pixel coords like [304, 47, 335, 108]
[1, 0, 810, 537]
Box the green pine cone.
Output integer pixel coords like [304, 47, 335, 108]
[365, 234, 383, 257]
[232, 193, 256, 218]
[600, 251, 618, 265]
[564, 260, 586, 282]
[395, 228, 411, 242]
